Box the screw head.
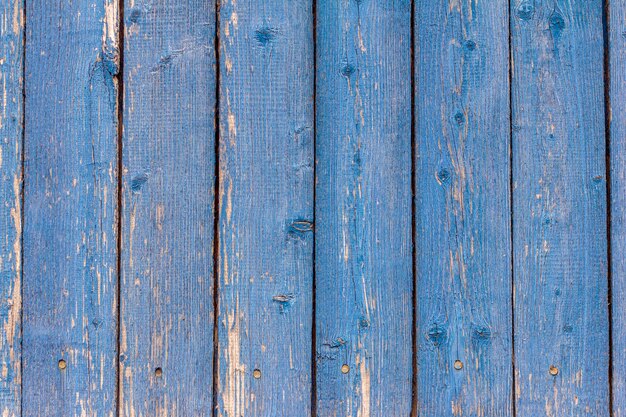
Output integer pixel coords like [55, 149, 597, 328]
[58, 359, 67, 370]
[453, 360, 463, 370]
[549, 365, 559, 376]
[253, 369, 261, 379]
[154, 367, 163, 377]
[341, 364, 350, 374]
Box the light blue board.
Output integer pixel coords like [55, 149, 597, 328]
[610, 2, 626, 416]
[315, 0, 413, 415]
[119, 0, 216, 415]
[22, 0, 120, 415]
[511, 0, 610, 415]
[414, 1, 513, 415]
[0, 0, 22, 415]
[215, 1, 315, 415]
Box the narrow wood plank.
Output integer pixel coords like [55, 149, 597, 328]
[0, 0, 22, 415]
[119, 0, 216, 415]
[610, 2, 626, 416]
[414, 1, 513, 415]
[22, 0, 120, 415]
[215, 1, 314, 415]
[315, 1, 412, 415]
[511, 1, 610, 415]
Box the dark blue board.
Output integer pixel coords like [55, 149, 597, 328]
[119, 0, 217, 415]
[215, 1, 315, 415]
[22, 0, 120, 415]
[415, 1, 513, 415]
[316, 0, 413, 415]
[511, 0, 610, 415]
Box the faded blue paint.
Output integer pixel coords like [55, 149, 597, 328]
[1, 1, 622, 415]
[512, 1, 610, 415]
[415, 1, 513, 415]
[610, 1, 626, 416]
[315, 0, 413, 415]
[0, 1, 22, 416]
[119, 0, 216, 415]
[22, 0, 119, 416]
[215, 0, 314, 416]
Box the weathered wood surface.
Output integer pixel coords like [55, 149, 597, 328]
[2, 0, 625, 415]
[511, 0, 610, 415]
[119, 0, 216, 415]
[0, 0, 22, 416]
[414, 1, 512, 415]
[22, 0, 120, 416]
[611, 2, 626, 416]
[215, 1, 314, 416]
[315, 0, 413, 415]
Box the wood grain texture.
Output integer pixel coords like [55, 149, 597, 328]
[610, 2, 626, 416]
[119, 0, 216, 415]
[414, 1, 512, 415]
[315, 1, 412, 415]
[511, 1, 609, 415]
[22, 0, 119, 415]
[215, 1, 314, 415]
[0, 0, 22, 415]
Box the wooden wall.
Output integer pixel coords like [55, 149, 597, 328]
[0, 0, 623, 416]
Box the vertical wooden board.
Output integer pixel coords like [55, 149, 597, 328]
[414, 1, 512, 415]
[511, 0, 609, 415]
[216, 1, 314, 415]
[0, 0, 22, 415]
[22, 0, 119, 416]
[315, 1, 412, 415]
[610, 2, 626, 416]
[119, 0, 216, 415]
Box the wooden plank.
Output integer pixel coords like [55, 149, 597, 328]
[215, 1, 314, 415]
[610, 2, 626, 416]
[414, 1, 512, 415]
[0, 0, 22, 415]
[118, 0, 216, 415]
[315, 1, 413, 415]
[511, 1, 610, 415]
[21, 0, 120, 415]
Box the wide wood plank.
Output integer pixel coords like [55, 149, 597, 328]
[0, 0, 22, 415]
[610, 2, 626, 416]
[119, 0, 216, 415]
[22, 0, 120, 415]
[414, 1, 512, 415]
[315, 1, 413, 415]
[215, 1, 314, 415]
[511, 1, 609, 415]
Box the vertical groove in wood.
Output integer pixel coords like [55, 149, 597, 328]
[211, 0, 221, 416]
[215, 0, 315, 415]
[315, 1, 413, 415]
[414, 1, 513, 415]
[609, 0, 626, 415]
[118, 0, 217, 415]
[114, 0, 124, 413]
[0, 1, 23, 416]
[512, 0, 610, 415]
[603, 0, 613, 414]
[22, 0, 120, 415]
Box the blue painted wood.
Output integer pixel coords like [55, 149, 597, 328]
[118, 0, 216, 415]
[414, 1, 513, 415]
[215, 1, 314, 415]
[610, 3, 626, 416]
[315, 1, 413, 415]
[511, 1, 610, 415]
[22, 0, 120, 415]
[0, 0, 22, 415]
